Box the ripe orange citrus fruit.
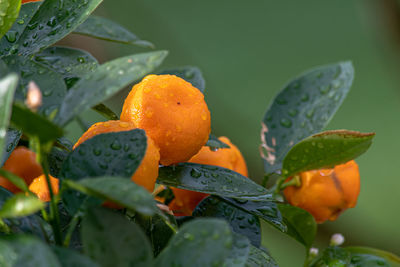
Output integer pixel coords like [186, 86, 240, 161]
[29, 174, 59, 202]
[120, 74, 211, 166]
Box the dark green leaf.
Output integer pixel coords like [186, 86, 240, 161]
[158, 163, 272, 200]
[220, 197, 286, 232]
[345, 247, 400, 267]
[92, 103, 118, 120]
[206, 133, 230, 149]
[15, 0, 103, 56]
[0, 169, 28, 192]
[193, 196, 261, 247]
[282, 130, 375, 177]
[155, 218, 233, 267]
[48, 147, 69, 177]
[277, 204, 316, 248]
[261, 62, 354, 174]
[64, 177, 158, 216]
[3, 55, 67, 117]
[60, 129, 147, 180]
[0, 0, 21, 38]
[55, 51, 168, 126]
[82, 207, 153, 267]
[245, 246, 278, 267]
[0, 129, 21, 167]
[0, 235, 61, 267]
[158, 66, 205, 92]
[11, 103, 63, 143]
[0, 73, 18, 158]
[0, 193, 44, 218]
[53, 247, 100, 267]
[224, 233, 250, 267]
[74, 15, 153, 48]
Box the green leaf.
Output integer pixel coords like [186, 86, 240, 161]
[220, 197, 286, 232]
[0, 169, 28, 192]
[206, 134, 230, 149]
[64, 177, 158, 216]
[55, 51, 168, 126]
[0, 73, 18, 158]
[261, 62, 354, 174]
[0, 235, 61, 267]
[345, 247, 400, 267]
[158, 66, 205, 92]
[10, 103, 63, 144]
[3, 55, 67, 117]
[282, 130, 375, 177]
[0, 129, 21, 167]
[155, 218, 233, 267]
[53, 247, 100, 267]
[34, 46, 99, 89]
[225, 233, 251, 267]
[15, 0, 103, 56]
[47, 147, 69, 177]
[82, 207, 153, 267]
[0, 0, 21, 39]
[0, 193, 44, 219]
[74, 15, 153, 48]
[60, 129, 147, 180]
[277, 204, 316, 248]
[92, 103, 118, 120]
[157, 163, 272, 200]
[245, 245, 278, 267]
[193, 196, 261, 247]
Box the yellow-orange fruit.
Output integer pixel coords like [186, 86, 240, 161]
[283, 160, 360, 223]
[73, 120, 160, 192]
[120, 74, 211, 166]
[0, 147, 43, 193]
[29, 175, 59, 202]
[169, 136, 248, 216]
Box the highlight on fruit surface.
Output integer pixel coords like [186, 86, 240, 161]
[29, 175, 59, 202]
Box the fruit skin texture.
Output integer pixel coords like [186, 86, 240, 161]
[120, 74, 211, 166]
[169, 136, 248, 216]
[0, 147, 43, 193]
[29, 175, 59, 202]
[283, 160, 360, 223]
[73, 120, 160, 192]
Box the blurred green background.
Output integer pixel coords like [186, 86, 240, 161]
[63, 0, 400, 266]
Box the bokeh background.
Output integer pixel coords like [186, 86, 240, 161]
[62, 1, 400, 266]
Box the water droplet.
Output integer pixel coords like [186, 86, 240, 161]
[110, 140, 121, 150]
[78, 149, 85, 156]
[301, 93, 309, 102]
[5, 31, 18, 43]
[183, 233, 194, 240]
[211, 232, 220, 240]
[288, 109, 298, 117]
[280, 118, 292, 128]
[17, 19, 25, 25]
[190, 169, 201, 178]
[306, 109, 314, 119]
[27, 22, 39, 30]
[266, 114, 273, 121]
[317, 143, 324, 149]
[319, 84, 330, 94]
[77, 57, 85, 63]
[43, 89, 53, 97]
[276, 97, 287, 105]
[93, 148, 101, 156]
[47, 17, 57, 27]
[331, 79, 342, 89]
[209, 147, 218, 152]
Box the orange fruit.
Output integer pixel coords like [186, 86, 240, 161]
[29, 175, 59, 202]
[169, 136, 248, 216]
[73, 120, 160, 192]
[21, 0, 41, 3]
[120, 74, 211, 166]
[283, 160, 360, 223]
[0, 147, 43, 193]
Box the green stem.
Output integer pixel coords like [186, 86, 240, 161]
[63, 212, 81, 247]
[274, 175, 287, 194]
[279, 175, 301, 191]
[0, 218, 10, 234]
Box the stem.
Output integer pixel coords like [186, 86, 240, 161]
[279, 175, 301, 190]
[274, 175, 287, 194]
[0, 218, 10, 234]
[63, 212, 81, 247]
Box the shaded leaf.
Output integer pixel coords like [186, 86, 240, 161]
[53, 247, 100, 267]
[47, 147, 69, 177]
[92, 103, 118, 120]
[158, 66, 205, 92]
[261, 62, 354, 174]
[225, 233, 251, 267]
[345, 247, 400, 267]
[0, 129, 21, 167]
[0, 169, 28, 192]
[245, 245, 278, 267]
[0, 193, 44, 219]
[0, 0, 21, 38]
[206, 133, 230, 149]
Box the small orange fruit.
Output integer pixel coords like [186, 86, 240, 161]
[21, 0, 41, 3]
[120, 74, 211, 166]
[73, 120, 160, 192]
[0, 147, 43, 193]
[29, 175, 59, 202]
[283, 160, 360, 223]
[169, 136, 248, 216]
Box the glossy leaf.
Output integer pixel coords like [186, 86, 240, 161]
[53, 247, 100, 267]
[0, 235, 61, 267]
[64, 177, 158, 216]
[345, 247, 400, 267]
[245, 245, 278, 267]
[0, 73, 18, 159]
[206, 133, 230, 149]
[261, 62, 354, 174]
[0, 169, 28, 192]
[282, 130, 375, 177]
[158, 163, 272, 200]
[60, 129, 147, 180]
[193, 196, 261, 247]
[0, 193, 44, 219]
[155, 218, 233, 267]
[15, 0, 103, 56]
[92, 103, 118, 120]
[47, 147, 69, 177]
[82, 207, 153, 267]
[0, 129, 21, 167]
[74, 15, 153, 48]
[0, 0, 21, 38]
[158, 66, 205, 92]
[55, 51, 168, 126]
[224, 233, 250, 267]
[277, 204, 316, 248]
[10, 103, 63, 143]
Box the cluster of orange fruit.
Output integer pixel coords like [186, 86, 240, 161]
[0, 74, 360, 223]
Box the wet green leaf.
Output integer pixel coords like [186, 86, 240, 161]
[224, 233, 250, 267]
[82, 207, 153, 267]
[206, 134, 230, 149]
[0, 0, 21, 39]
[345, 247, 400, 267]
[0, 129, 21, 167]
[92, 103, 118, 120]
[282, 130, 375, 177]
[0, 193, 44, 219]
[158, 66, 205, 92]
[47, 147, 69, 177]
[74, 15, 153, 48]
[158, 163, 272, 200]
[261, 62, 354, 174]
[55, 51, 168, 126]
[53, 247, 100, 267]
[245, 245, 278, 267]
